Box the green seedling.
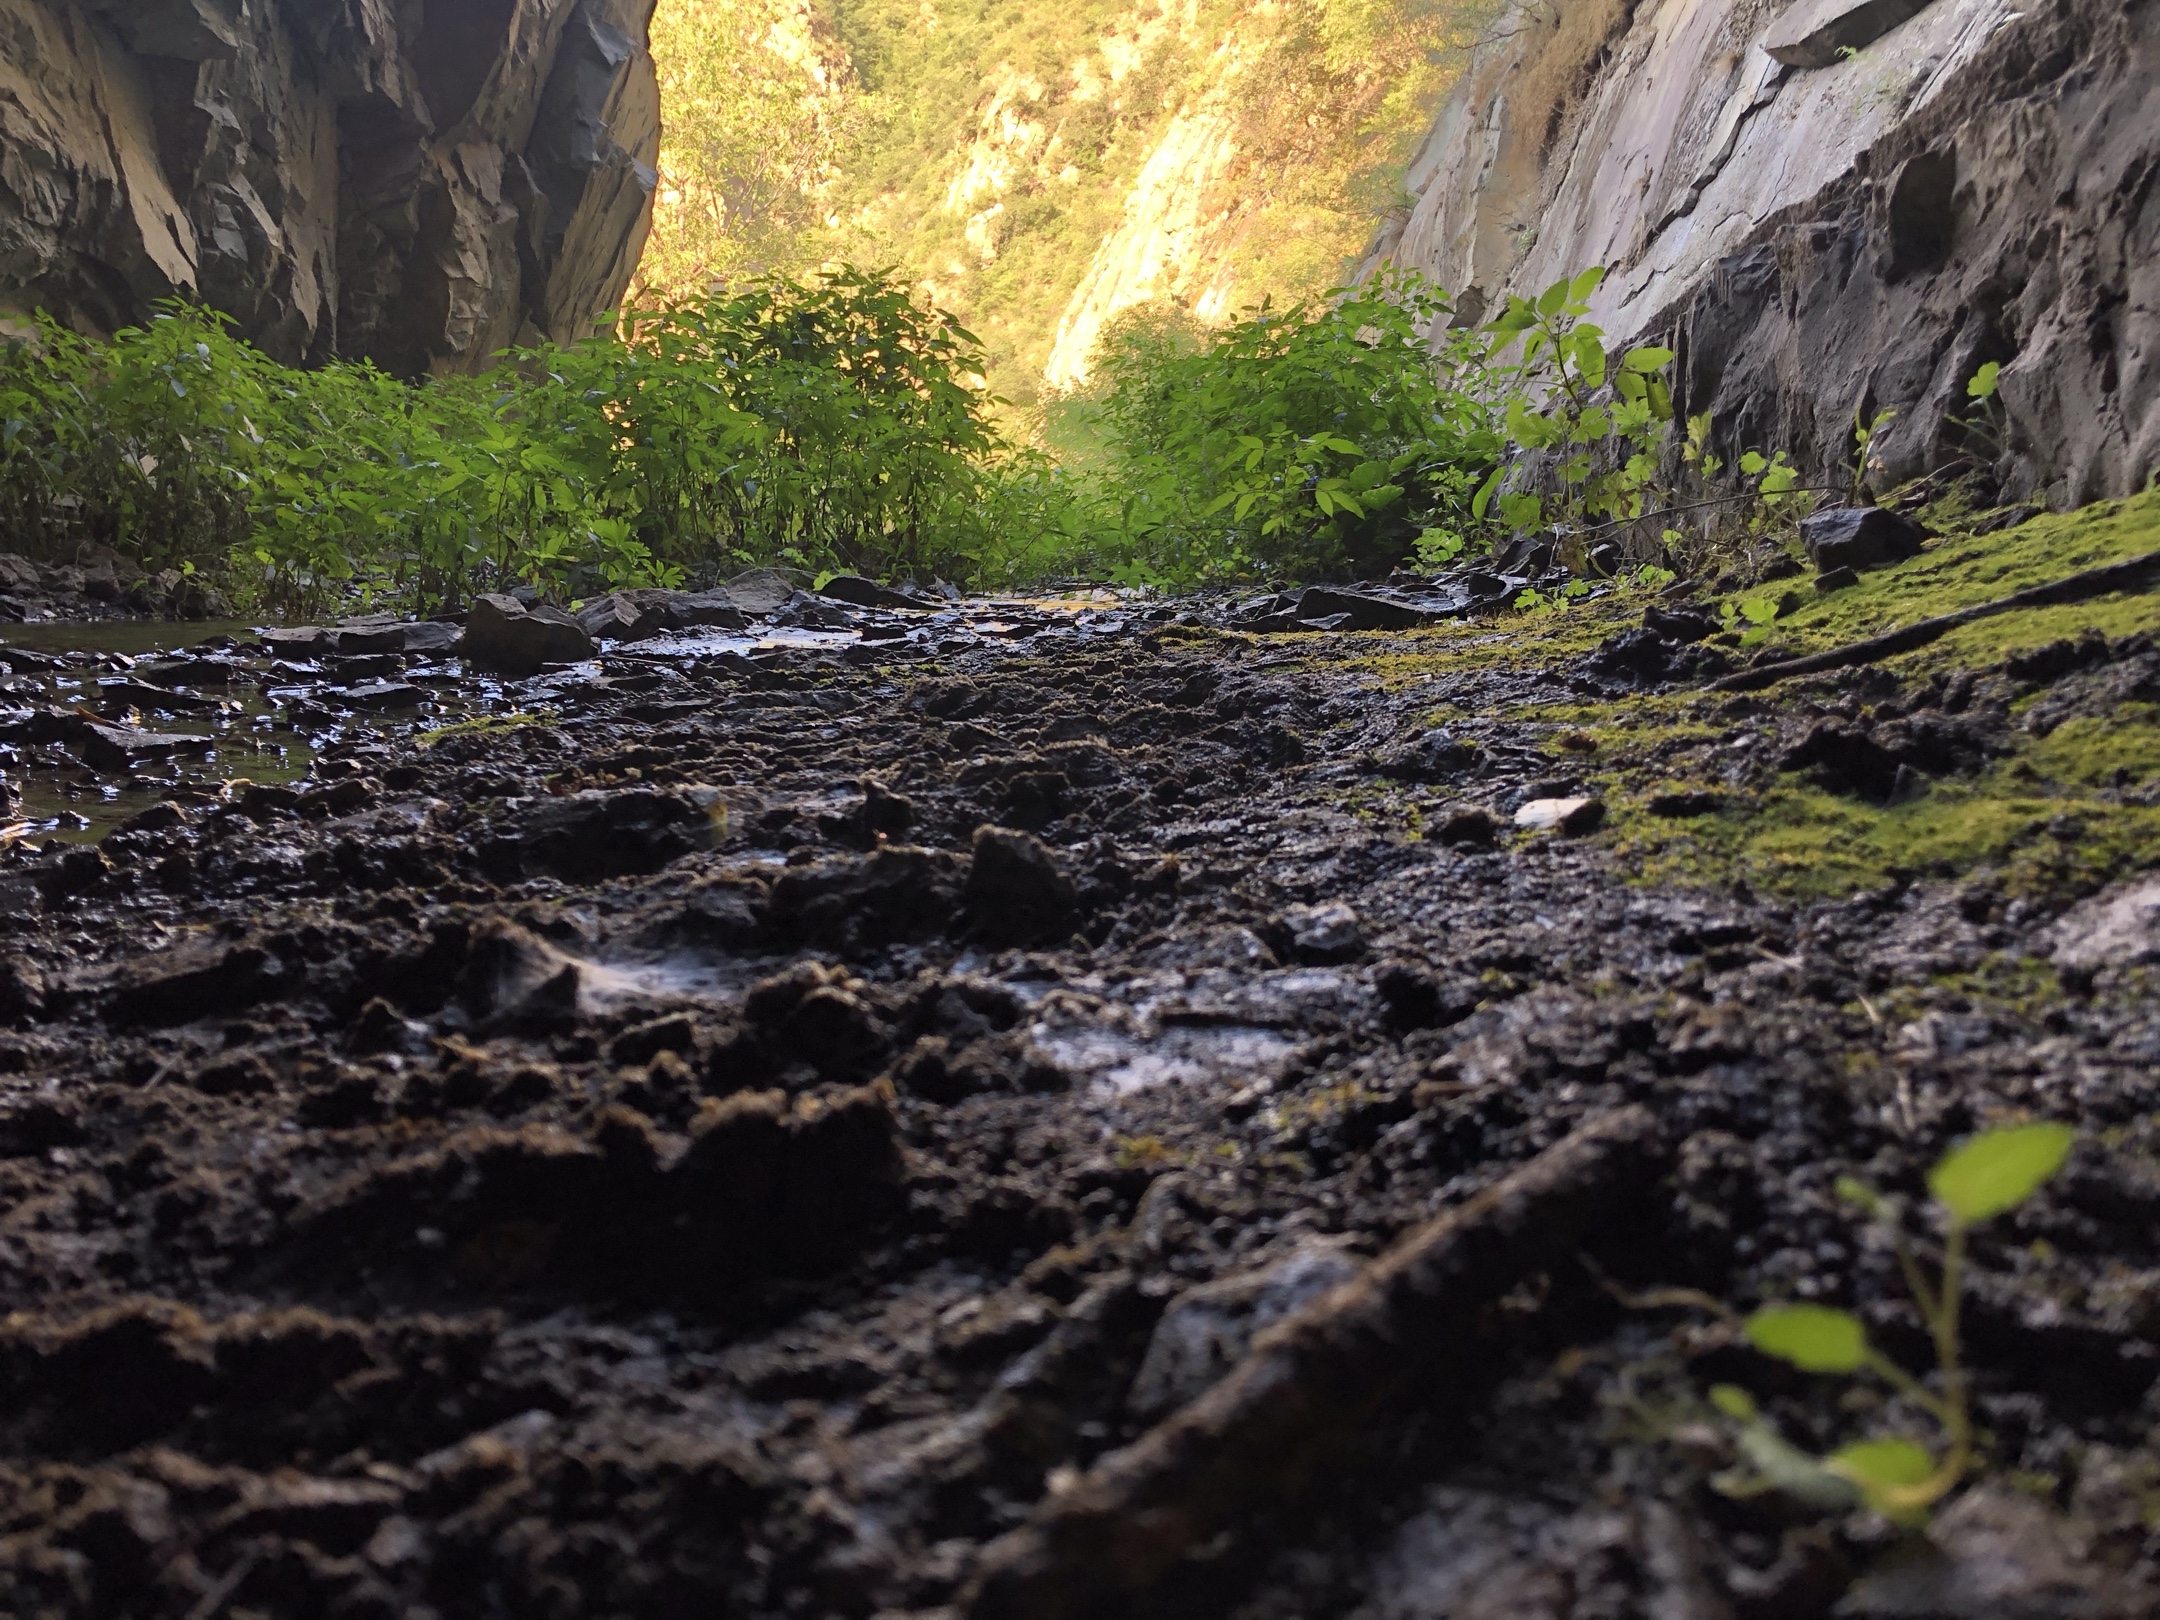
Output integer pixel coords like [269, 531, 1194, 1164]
[1741, 1123, 2074, 1518]
[1851, 404, 1899, 502]
[1719, 593, 1782, 646]
[1636, 1122, 2074, 1521]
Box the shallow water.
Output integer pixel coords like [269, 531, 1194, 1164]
[0, 618, 271, 657]
[0, 616, 871, 845]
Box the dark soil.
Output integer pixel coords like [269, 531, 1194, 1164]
[1, 595, 2158, 1620]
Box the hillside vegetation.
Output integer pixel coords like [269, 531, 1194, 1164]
[636, 0, 1493, 404]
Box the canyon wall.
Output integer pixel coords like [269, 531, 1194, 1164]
[0, 0, 661, 374]
[1372, 0, 2160, 506]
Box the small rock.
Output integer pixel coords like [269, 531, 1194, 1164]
[819, 574, 933, 611]
[1282, 901, 1365, 963]
[338, 681, 423, 711]
[724, 568, 796, 616]
[2048, 875, 2160, 973]
[333, 621, 407, 655]
[1800, 506, 1928, 574]
[1642, 605, 1717, 643]
[259, 627, 330, 657]
[1971, 504, 2044, 535]
[401, 620, 462, 655]
[460, 594, 594, 677]
[116, 801, 187, 834]
[1779, 718, 1904, 801]
[576, 588, 747, 642]
[1128, 1239, 1363, 1419]
[78, 722, 210, 772]
[1513, 797, 1605, 834]
[1293, 586, 1442, 631]
[1816, 564, 1861, 592]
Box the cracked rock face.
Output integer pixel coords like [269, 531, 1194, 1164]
[0, 0, 660, 375]
[1372, 0, 2160, 507]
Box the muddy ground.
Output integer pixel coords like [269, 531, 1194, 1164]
[1, 576, 2158, 1620]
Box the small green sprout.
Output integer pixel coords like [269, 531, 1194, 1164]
[1718, 593, 1782, 646]
[1632, 1123, 2075, 1522]
[1732, 1123, 2075, 1520]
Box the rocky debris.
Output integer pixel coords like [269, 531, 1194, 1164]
[1513, 796, 1605, 834]
[0, 0, 662, 376]
[1, 584, 2158, 1619]
[819, 574, 936, 611]
[460, 594, 596, 676]
[1374, 727, 1481, 782]
[1583, 625, 1733, 687]
[1817, 563, 1862, 592]
[575, 588, 748, 642]
[479, 786, 716, 883]
[1801, 507, 1930, 575]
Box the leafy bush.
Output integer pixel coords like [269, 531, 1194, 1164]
[1082, 269, 1506, 585]
[0, 269, 1066, 610]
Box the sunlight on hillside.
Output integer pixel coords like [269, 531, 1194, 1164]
[638, 0, 1496, 403]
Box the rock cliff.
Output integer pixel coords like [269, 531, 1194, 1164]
[1372, 0, 2159, 507]
[0, 0, 660, 374]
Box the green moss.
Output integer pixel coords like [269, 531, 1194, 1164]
[1322, 494, 2160, 903]
[1737, 489, 2160, 672]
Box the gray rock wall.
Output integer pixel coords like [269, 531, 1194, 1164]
[0, 0, 659, 375]
[1372, 0, 2160, 507]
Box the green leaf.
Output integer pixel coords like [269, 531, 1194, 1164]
[1535, 278, 1570, 318]
[1746, 1303, 1868, 1372]
[1928, 1123, 2074, 1224]
[1739, 450, 1768, 476]
[1470, 466, 1502, 520]
[1835, 1175, 1884, 1215]
[1709, 1384, 1759, 1421]
[1569, 266, 1607, 303]
[1827, 1438, 1935, 1489]
[1622, 346, 1674, 374]
[1967, 361, 2001, 401]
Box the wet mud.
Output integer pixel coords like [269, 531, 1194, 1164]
[1, 583, 2158, 1619]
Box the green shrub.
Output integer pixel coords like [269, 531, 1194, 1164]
[0, 269, 1070, 610]
[1082, 268, 1507, 586]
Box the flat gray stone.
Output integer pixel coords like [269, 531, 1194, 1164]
[2048, 876, 2160, 973]
[724, 568, 796, 616]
